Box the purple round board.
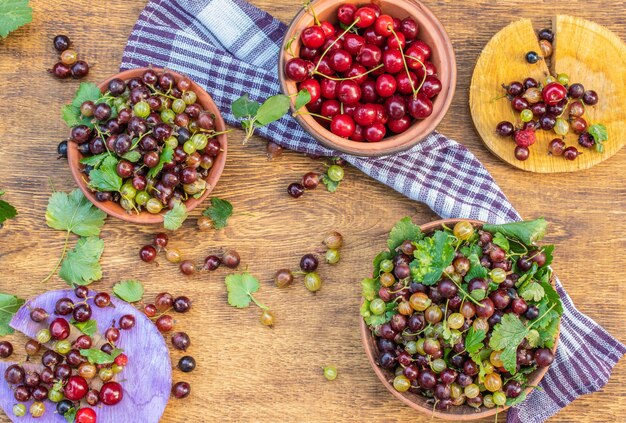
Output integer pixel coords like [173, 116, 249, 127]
[0, 289, 171, 422]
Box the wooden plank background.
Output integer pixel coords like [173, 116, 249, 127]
[0, 1, 624, 422]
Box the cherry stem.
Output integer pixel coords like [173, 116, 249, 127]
[313, 63, 384, 81]
[312, 18, 361, 75]
[295, 111, 332, 121]
[388, 27, 421, 97]
[303, 0, 321, 26]
[42, 230, 71, 283]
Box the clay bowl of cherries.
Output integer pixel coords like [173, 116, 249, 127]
[67, 67, 228, 224]
[279, 0, 456, 156]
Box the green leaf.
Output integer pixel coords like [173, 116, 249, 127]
[202, 197, 233, 229]
[464, 253, 489, 282]
[225, 272, 260, 308]
[538, 313, 560, 348]
[387, 217, 423, 250]
[80, 153, 109, 168]
[539, 280, 563, 315]
[372, 250, 393, 277]
[588, 124, 608, 143]
[163, 201, 187, 231]
[361, 278, 379, 301]
[483, 218, 548, 245]
[63, 407, 77, 423]
[294, 89, 312, 110]
[231, 94, 261, 119]
[525, 329, 540, 348]
[255, 94, 291, 126]
[321, 175, 339, 192]
[147, 145, 174, 179]
[113, 280, 144, 303]
[88, 155, 122, 193]
[46, 189, 107, 237]
[422, 231, 455, 285]
[73, 319, 97, 336]
[542, 245, 555, 267]
[59, 236, 105, 286]
[519, 282, 545, 302]
[79, 348, 123, 365]
[460, 243, 482, 258]
[464, 327, 486, 354]
[492, 232, 510, 251]
[506, 390, 528, 406]
[0, 0, 32, 38]
[0, 293, 24, 335]
[0, 191, 17, 224]
[489, 313, 528, 374]
[62, 82, 102, 128]
[122, 150, 142, 163]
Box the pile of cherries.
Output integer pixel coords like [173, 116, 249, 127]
[284, 2, 441, 142]
[141, 291, 193, 400]
[49, 35, 90, 80]
[2, 288, 129, 421]
[66, 69, 223, 214]
[139, 232, 241, 276]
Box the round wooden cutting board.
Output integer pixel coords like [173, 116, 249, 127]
[470, 15, 626, 173]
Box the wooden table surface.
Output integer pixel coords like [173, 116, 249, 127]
[0, 1, 624, 422]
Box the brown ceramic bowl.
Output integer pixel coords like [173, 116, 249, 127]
[278, 0, 456, 156]
[67, 68, 227, 224]
[360, 218, 560, 420]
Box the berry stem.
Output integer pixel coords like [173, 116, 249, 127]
[294, 111, 332, 121]
[303, 0, 321, 26]
[248, 293, 269, 310]
[313, 63, 384, 81]
[312, 18, 361, 75]
[42, 230, 71, 283]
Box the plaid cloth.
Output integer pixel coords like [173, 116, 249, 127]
[120, 1, 625, 421]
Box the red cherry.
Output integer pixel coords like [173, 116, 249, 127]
[364, 123, 387, 142]
[100, 381, 124, 405]
[342, 33, 365, 55]
[382, 48, 404, 74]
[337, 80, 361, 105]
[301, 25, 325, 49]
[75, 408, 97, 423]
[396, 71, 418, 95]
[400, 17, 419, 40]
[387, 31, 406, 49]
[405, 45, 426, 70]
[384, 95, 407, 119]
[330, 114, 356, 138]
[363, 27, 385, 47]
[354, 7, 377, 28]
[388, 115, 413, 133]
[360, 79, 379, 103]
[298, 78, 321, 104]
[320, 79, 338, 99]
[417, 61, 437, 78]
[343, 64, 368, 85]
[322, 34, 342, 52]
[421, 75, 442, 98]
[328, 49, 352, 73]
[374, 15, 394, 36]
[368, 3, 382, 18]
[542, 82, 567, 105]
[337, 3, 357, 25]
[351, 124, 365, 141]
[64, 375, 89, 401]
[353, 104, 378, 126]
[343, 103, 358, 116]
[320, 21, 335, 37]
[299, 46, 319, 61]
[376, 74, 397, 97]
[320, 100, 341, 119]
[49, 318, 70, 340]
[374, 104, 389, 124]
[357, 44, 382, 68]
[285, 58, 311, 82]
[408, 93, 433, 119]
[411, 41, 432, 61]
[315, 56, 334, 76]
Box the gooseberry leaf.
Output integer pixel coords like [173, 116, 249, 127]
[113, 280, 144, 303]
[321, 175, 339, 192]
[0, 293, 24, 335]
[255, 94, 291, 126]
[492, 232, 510, 251]
[63, 408, 77, 423]
[519, 282, 545, 302]
[147, 145, 174, 178]
[483, 218, 547, 245]
[422, 231, 455, 285]
[0, 190, 17, 224]
[506, 391, 528, 406]
[372, 250, 393, 277]
[588, 124, 608, 143]
[61, 82, 102, 128]
[45, 189, 107, 237]
[464, 253, 489, 282]
[59, 236, 105, 286]
[72, 319, 98, 336]
[388, 217, 423, 250]
[361, 278, 379, 301]
[489, 313, 528, 374]
[231, 94, 261, 119]
[88, 155, 122, 193]
[294, 89, 312, 110]
[79, 152, 109, 168]
[0, 0, 32, 39]
[163, 201, 187, 231]
[122, 150, 142, 163]
[202, 197, 233, 229]
[225, 272, 260, 308]
[464, 327, 486, 354]
[79, 348, 123, 365]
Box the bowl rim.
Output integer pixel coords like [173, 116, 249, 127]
[359, 217, 560, 420]
[67, 67, 228, 224]
[278, 0, 457, 157]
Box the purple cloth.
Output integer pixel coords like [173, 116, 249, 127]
[120, 0, 625, 421]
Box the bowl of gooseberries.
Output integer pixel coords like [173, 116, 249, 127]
[67, 67, 227, 224]
[278, 0, 456, 156]
[359, 218, 561, 420]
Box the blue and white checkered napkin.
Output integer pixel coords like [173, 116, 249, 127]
[120, 0, 625, 421]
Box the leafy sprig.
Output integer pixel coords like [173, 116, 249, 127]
[225, 272, 269, 310]
[202, 197, 233, 229]
[0, 293, 24, 335]
[79, 348, 123, 364]
[163, 202, 188, 231]
[588, 123, 608, 153]
[0, 0, 32, 39]
[0, 190, 17, 225]
[61, 82, 102, 128]
[113, 280, 144, 303]
[483, 218, 547, 245]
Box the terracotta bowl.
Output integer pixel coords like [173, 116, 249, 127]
[67, 68, 227, 224]
[360, 218, 560, 420]
[278, 0, 456, 156]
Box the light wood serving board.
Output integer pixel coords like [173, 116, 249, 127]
[470, 15, 626, 173]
